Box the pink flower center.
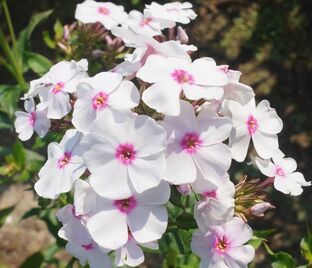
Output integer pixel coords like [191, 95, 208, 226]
[92, 92, 109, 110]
[52, 82, 64, 94]
[202, 191, 217, 198]
[140, 17, 153, 26]
[218, 65, 229, 73]
[115, 143, 136, 165]
[246, 115, 258, 136]
[57, 152, 71, 169]
[97, 6, 110, 15]
[81, 243, 94, 251]
[180, 132, 202, 154]
[114, 196, 137, 214]
[214, 236, 229, 254]
[275, 165, 285, 177]
[29, 112, 36, 127]
[172, 69, 194, 85]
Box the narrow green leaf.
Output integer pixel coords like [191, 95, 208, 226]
[42, 31, 56, 49]
[0, 206, 14, 227]
[20, 252, 44, 268]
[12, 140, 26, 169]
[25, 51, 52, 75]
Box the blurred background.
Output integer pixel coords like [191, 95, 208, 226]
[0, 0, 311, 267]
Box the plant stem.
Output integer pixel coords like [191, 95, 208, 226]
[2, 0, 17, 49]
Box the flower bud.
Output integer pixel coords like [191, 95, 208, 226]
[176, 26, 189, 44]
[177, 184, 192, 195]
[250, 202, 275, 217]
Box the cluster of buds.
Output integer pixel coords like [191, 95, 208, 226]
[14, 1, 310, 268]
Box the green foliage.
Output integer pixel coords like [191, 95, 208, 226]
[301, 229, 312, 265]
[0, 206, 14, 227]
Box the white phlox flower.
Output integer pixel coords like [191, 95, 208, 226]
[137, 56, 229, 115]
[34, 129, 86, 199]
[192, 174, 235, 230]
[75, 0, 127, 30]
[25, 59, 88, 119]
[14, 98, 50, 141]
[191, 217, 255, 268]
[72, 71, 139, 132]
[144, 2, 197, 28]
[85, 181, 170, 250]
[255, 150, 311, 196]
[82, 111, 167, 199]
[123, 10, 162, 37]
[226, 98, 283, 162]
[162, 100, 232, 184]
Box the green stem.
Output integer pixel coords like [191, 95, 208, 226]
[2, 0, 17, 49]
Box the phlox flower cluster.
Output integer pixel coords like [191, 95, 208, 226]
[14, 1, 310, 267]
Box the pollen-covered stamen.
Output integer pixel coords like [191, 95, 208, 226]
[172, 69, 194, 85]
[115, 143, 136, 165]
[29, 112, 36, 127]
[275, 165, 285, 177]
[81, 243, 94, 251]
[97, 6, 110, 15]
[57, 152, 71, 169]
[246, 115, 258, 136]
[92, 92, 109, 110]
[140, 17, 153, 26]
[114, 196, 137, 214]
[52, 82, 65, 94]
[180, 132, 202, 154]
[214, 236, 229, 253]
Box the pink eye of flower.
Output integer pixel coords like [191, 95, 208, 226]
[214, 236, 229, 253]
[114, 196, 137, 214]
[172, 69, 194, 85]
[92, 92, 109, 110]
[57, 152, 71, 169]
[202, 191, 217, 198]
[97, 6, 110, 15]
[115, 143, 136, 165]
[81, 243, 94, 251]
[29, 112, 36, 127]
[246, 115, 258, 136]
[52, 82, 64, 94]
[180, 132, 202, 154]
[275, 165, 285, 177]
[140, 17, 153, 26]
[218, 65, 229, 73]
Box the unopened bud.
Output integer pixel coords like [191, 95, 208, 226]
[250, 202, 275, 217]
[177, 184, 192, 195]
[176, 26, 189, 44]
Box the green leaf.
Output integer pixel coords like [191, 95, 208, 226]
[12, 140, 26, 169]
[176, 212, 197, 230]
[301, 233, 312, 264]
[248, 236, 264, 250]
[0, 85, 20, 117]
[42, 31, 56, 49]
[0, 206, 14, 227]
[271, 252, 295, 268]
[20, 252, 44, 268]
[15, 9, 53, 70]
[25, 51, 52, 75]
